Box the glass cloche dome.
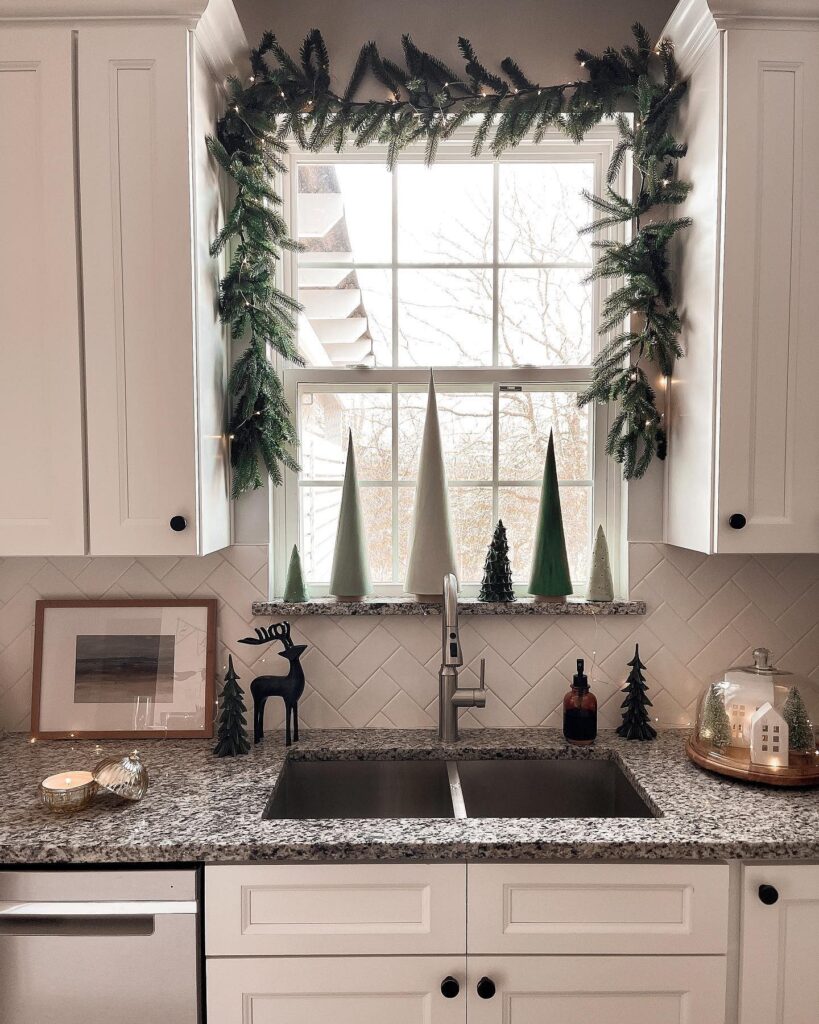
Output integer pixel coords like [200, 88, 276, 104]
[687, 648, 819, 786]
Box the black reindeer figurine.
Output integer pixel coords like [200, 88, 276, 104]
[238, 622, 306, 746]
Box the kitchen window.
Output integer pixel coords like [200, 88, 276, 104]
[276, 125, 626, 597]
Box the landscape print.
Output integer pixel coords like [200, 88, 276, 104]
[73, 634, 176, 704]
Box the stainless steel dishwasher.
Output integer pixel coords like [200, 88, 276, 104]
[0, 868, 200, 1024]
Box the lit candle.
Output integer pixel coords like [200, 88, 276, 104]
[42, 771, 94, 792]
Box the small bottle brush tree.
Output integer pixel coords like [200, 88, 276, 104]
[479, 520, 515, 602]
[783, 686, 814, 752]
[213, 656, 250, 757]
[701, 683, 731, 749]
[528, 429, 573, 601]
[616, 644, 656, 740]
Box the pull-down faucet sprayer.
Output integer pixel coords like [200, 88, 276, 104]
[438, 573, 487, 741]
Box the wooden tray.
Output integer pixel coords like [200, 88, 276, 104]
[687, 737, 819, 787]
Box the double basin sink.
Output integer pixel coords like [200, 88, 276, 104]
[265, 757, 655, 820]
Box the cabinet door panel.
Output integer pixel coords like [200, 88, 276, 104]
[78, 25, 198, 555]
[740, 865, 819, 1024]
[206, 956, 466, 1024]
[0, 27, 85, 554]
[467, 955, 726, 1024]
[717, 31, 819, 552]
[468, 863, 729, 955]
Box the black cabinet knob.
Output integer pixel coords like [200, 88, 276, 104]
[759, 884, 779, 905]
[169, 516, 187, 532]
[440, 977, 460, 999]
[728, 513, 747, 530]
[477, 977, 496, 1000]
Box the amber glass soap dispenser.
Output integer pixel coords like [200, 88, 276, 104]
[563, 658, 597, 745]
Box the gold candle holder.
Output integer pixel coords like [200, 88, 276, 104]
[39, 771, 97, 813]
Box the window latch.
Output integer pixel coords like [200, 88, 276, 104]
[499, 385, 523, 392]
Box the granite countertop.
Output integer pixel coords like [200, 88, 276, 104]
[0, 729, 817, 864]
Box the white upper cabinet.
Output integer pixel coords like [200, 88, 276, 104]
[664, 0, 819, 553]
[0, 0, 243, 556]
[0, 27, 86, 555]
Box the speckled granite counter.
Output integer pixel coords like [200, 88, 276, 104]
[0, 730, 817, 864]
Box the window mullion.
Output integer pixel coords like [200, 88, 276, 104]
[492, 161, 500, 369]
[392, 382, 400, 585]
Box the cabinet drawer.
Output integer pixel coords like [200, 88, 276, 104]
[467, 863, 729, 955]
[205, 864, 466, 956]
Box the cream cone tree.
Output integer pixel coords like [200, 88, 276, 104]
[528, 429, 573, 601]
[405, 372, 459, 599]
[329, 430, 372, 600]
[586, 524, 614, 601]
[283, 544, 309, 602]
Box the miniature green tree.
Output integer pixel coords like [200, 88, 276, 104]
[586, 524, 614, 602]
[479, 520, 516, 602]
[528, 429, 573, 600]
[329, 429, 372, 600]
[283, 544, 309, 602]
[616, 644, 656, 740]
[701, 683, 731, 749]
[213, 656, 250, 757]
[783, 686, 814, 752]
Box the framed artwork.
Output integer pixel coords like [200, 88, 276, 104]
[31, 599, 217, 739]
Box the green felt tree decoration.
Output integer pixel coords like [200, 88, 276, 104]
[701, 683, 731, 749]
[783, 686, 814, 752]
[528, 429, 573, 601]
[616, 644, 656, 740]
[213, 656, 251, 757]
[479, 520, 515, 603]
[283, 544, 309, 602]
[209, 25, 689, 494]
[586, 523, 614, 602]
[329, 429, 372, 600]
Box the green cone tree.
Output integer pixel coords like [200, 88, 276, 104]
[479, 520, 516, 602]
[701, 683, 731, 749]
[528, 429, 573, 600]
[783, 686, 814, 752]
[586, 524, 614, 602]
[283, 544, 309, 602]
[616, 644, 656, 740]
[330, 430, 372, 599]
[213, 656, 250, 757]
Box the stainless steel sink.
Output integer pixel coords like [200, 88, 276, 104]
[264, 757, 656, 820]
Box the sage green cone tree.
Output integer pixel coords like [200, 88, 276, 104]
[283, 544, 309, 602]
[586, 524, 614, 602]
[329, 430, 372, 600]
[528, 429, 573, 600]
[405, 372, 459, 599]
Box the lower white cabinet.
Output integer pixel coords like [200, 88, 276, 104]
[466, 955, 727, 1024]
[739, 865, 819, 1024]
[206, 956, 466, 1024]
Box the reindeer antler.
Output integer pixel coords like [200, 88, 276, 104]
[238, 622, 293, 648]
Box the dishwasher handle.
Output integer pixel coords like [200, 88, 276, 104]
[0, 900, 197, 917]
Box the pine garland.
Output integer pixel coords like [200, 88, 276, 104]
[211, 23, 689, 494]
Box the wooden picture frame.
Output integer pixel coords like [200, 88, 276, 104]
[31, 599, 217, 740]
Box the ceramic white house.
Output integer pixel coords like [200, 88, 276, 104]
[749, 703, 789, 768]
[725, 675, 775, 747]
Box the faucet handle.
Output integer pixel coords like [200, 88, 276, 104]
[478, 658, 486, 691]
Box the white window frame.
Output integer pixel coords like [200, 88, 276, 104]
[272, 121, 629, 598]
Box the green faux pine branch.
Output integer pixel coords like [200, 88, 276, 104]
[211, 22, 690, 495]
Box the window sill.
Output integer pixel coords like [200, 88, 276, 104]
[252, 598, 645, 617]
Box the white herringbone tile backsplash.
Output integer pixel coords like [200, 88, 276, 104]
[0, 543, 817, 733]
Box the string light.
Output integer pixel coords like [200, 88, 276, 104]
[249, 75, 255, 83]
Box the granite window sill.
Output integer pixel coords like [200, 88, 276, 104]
[252, 598, 645, 617]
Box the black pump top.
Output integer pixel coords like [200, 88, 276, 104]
[573, 658, 589, 690]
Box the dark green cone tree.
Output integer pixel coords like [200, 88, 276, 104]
[616, 644, 656, 740]
[479, 520, 516, 602]
[213, 656, 251, 757]
[528, 430, 573, 600]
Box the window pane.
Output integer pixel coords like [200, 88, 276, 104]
[499, 390, 591, 481]
[498, 163, 593, 264]
[498, 485, 591, 583]
[498, 268, 592, 366]
[298, 269, 391, 367]
[398, 391, 493, 481]
[398, 163, 492, 263]
[450, 487, 494, 583]
[300, 391, 392, 480]
[301, 485, 393, 583]
[398, 269, 492, 366]
[398, 486, 415, 584]
[297, 163, 391, 262]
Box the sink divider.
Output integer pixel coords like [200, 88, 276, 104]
[446, 761, 467, 820]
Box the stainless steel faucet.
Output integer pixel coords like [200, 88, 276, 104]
[439, 572, 487, 741]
